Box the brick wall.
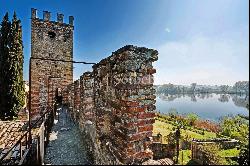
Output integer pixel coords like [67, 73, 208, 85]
[79, 72, 95, 131]
[63, 45, 158, 164]
[28, 8, 161, 164]
[30, 9, 73, 118]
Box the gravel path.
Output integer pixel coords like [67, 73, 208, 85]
[44, 106, 91, 165]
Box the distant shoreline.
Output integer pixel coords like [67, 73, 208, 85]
[156, 111, 249, 133]
[156, 92, 249, 95]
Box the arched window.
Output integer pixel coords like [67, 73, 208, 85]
[48, 31, 56, 39]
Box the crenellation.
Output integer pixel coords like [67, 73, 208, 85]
[31, 9, 73, 27]
[31, 8, 37, 19]
[43, 11, 51, 21]
[69, 16, 74, 25]
[57, 13, 64, 23]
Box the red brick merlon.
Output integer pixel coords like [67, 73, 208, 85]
[64, 45, 158, 165]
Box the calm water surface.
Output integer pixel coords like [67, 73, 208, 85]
[156, 93, 249, 122]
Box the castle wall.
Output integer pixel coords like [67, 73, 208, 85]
[64, 45, 158, 164]
[30, 9, 73, 118]
[29, 7, 161, 164]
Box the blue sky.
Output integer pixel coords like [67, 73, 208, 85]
[0, 0, 249, 85]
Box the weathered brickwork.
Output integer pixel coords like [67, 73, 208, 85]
[64, 45, 158, 164]
[30, 9, 73, 118]
[151, 135, 175, 160]
[79, 72, 95, 130]
[73, 80, 80, 121]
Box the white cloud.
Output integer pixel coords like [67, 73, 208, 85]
[154, 34, 249, 85]
[165, 28, 171, 33]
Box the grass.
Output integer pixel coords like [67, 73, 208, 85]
[153, 119, 217, 143]
[218, 148, 240, 157]
[178, 150, 191, 165]
[175, 149, 239, 165]
[183, 129, 216, 140]
[153, 117, 240, 165]
[153, 121, 173, 136]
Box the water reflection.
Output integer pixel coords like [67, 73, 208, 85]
[158, 93, 249, 109]
[232, 95, 249, 108]
[190, 94, 197, 102]
[218, 94, 229, 102]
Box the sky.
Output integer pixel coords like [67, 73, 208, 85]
[0, 0, 249, 86]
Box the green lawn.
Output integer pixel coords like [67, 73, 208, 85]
[153, 119, 217, 143]
[153, 120, 173, 137]
[218, 148, 240, 157]
[183, 129, 216, 140]
[153, 118, 240, 165]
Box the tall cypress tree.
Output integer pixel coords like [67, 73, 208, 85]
[0, 14, 1, 119]
[0, 16, 1, 119]
[10, 12, 25, 116]
[0, 12, 12, 120]
[0, 12, 25, 120]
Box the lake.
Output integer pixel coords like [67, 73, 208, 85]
[156, 93, 249, 122]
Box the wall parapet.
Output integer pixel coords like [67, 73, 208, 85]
[31, 8, 74, 26]
[63, 45, 158, 164]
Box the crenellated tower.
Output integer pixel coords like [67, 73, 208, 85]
[30, 8, 74, 118]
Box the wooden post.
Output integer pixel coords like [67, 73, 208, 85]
[28, 58, 32, 147]
[40, 122, 45, 164]
[37, 137, 40, 164]
[19, 140, 22, 160]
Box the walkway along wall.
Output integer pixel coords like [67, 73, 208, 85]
[63, 45, 158, 164]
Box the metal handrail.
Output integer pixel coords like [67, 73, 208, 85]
[0, 108, 53, 163]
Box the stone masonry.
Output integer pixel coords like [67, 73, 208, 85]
[28, 8, 160, 164]
[63, 45, 158, 164]
[79, 72, 95, 130]
[30, 9, 74, 118]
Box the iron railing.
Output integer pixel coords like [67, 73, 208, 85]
[0, 107, 54, 165]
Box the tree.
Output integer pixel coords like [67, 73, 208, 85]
[219, 85, 229, 93]
[10, 12, 25, 114]
[0, 14, 1, 118]
[198, 144, 226, 165]
[187, 113, 198, 126]
[233, 81, 249, 95]
[0, 12, 12, 120]
[238, 142, 249, 165]
[190, 83, 197, 93]
[220, 115, 249, 143]
[168, 108, 178, 119]
[0, 12, 24, 120]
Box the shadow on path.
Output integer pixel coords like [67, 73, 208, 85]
[44, 106, 91, 165]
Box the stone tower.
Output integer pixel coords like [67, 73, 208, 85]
[30, 8, 74, 118]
